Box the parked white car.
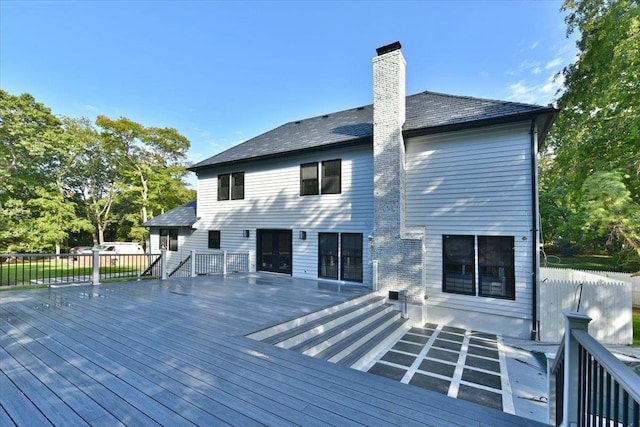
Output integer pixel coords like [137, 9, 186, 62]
[94, 242, 144, 255]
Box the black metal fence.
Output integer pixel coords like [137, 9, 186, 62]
[0, 253, 162, 287]
[1, 250, 250, 288]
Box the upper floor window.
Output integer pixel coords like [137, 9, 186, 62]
[321, 159, 341, 194]
[231, 172, 244, 200]
[300, 159, 341, 196]
[300, 163, 319, 195]
[218, 172, 244, 201]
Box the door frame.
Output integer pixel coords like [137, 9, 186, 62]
[256, 229, 292, 275]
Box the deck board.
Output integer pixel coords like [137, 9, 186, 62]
[1, 273, 546, 426]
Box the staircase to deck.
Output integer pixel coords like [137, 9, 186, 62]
[246, 292, 410, 370]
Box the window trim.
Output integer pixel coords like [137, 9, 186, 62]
[321, 159, 341, 194]
[218, 172, 245, 201]
[478, 235, 515, 300]
[340, 233, 363, 283]
[300, 162, 319, 196]
[217, 174, 230, 201]
[442, 234, 516, 300]
[442, 235, 476, 296]
[300, 159, 342, 196]
[318, 232, 338, 280]
[231, 172, 244, 200]
[159, 228, 178, 252]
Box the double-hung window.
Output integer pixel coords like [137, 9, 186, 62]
[321, 160, 341, 194]
[300, 163, 319, 196]
[160, 229, 178, 252]
[442, 235, 515, 300]
[218, 172, 244, 201]
[300, 159, 341, 195]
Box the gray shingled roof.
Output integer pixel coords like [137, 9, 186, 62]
[190, 90, 557, 171]
[142, 199, 197, 227]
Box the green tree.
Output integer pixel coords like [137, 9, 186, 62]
[0, 90, 61, 203]
[541, 0, 640, 268]
[62, 117, 120, 245]
[0, 90, 67, 252]
[96, 116, 193, 243]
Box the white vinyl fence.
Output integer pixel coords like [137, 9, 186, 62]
[540, 267, 632, 345]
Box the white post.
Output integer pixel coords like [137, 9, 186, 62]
[562, 311, 592, 427]
[222, 250, 227, 275]
[91, 250, 100, 285]
[160, 249, 167, 280]
[190, 250, 197, 277]
[547, 353, 557, 425]
[372, 260, 378, 291]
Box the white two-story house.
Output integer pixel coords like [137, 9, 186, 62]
[144, 42, 558, 339]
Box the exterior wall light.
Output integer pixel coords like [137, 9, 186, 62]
[243, 230, 250, 238]
[299, 231, 307, 240]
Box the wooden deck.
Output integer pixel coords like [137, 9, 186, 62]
[1, 273, 545, 426]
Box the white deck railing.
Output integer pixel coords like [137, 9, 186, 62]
[168, 250, 251, 278]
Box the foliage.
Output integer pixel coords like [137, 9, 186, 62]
[0, 90, 195, 252]
[541, 0, 640, 269]
[96, 115, 194, 243]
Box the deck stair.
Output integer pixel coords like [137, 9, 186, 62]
[246, 292, 409, 369]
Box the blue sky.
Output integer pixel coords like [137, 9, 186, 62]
[1, 0, 576, 181]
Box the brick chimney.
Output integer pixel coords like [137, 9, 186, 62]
[372, 42, 425, 321]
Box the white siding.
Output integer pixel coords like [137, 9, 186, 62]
[148, 227, 197, 273]
[193, 144, 374, 283]
[405, 122, 535, 329]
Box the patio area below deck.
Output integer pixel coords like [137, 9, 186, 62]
[1, 273, 546, 426]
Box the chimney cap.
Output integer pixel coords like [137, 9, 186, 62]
[376, 41, 402, 56]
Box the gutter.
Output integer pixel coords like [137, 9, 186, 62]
[530, 119, 539, 341]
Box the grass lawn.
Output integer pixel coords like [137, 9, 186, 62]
[543, 254, 640, 273]
[1, 259, 142, 287]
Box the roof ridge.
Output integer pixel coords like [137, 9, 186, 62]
[413, 89, 550, 109]
[286, 90, 549, 126]
[281, 103, 372, 126]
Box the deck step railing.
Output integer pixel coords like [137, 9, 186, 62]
[549, 312, 640, 426]
[168, 255, 192, 278]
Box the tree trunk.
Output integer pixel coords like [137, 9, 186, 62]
[617, 226, 640, 257]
